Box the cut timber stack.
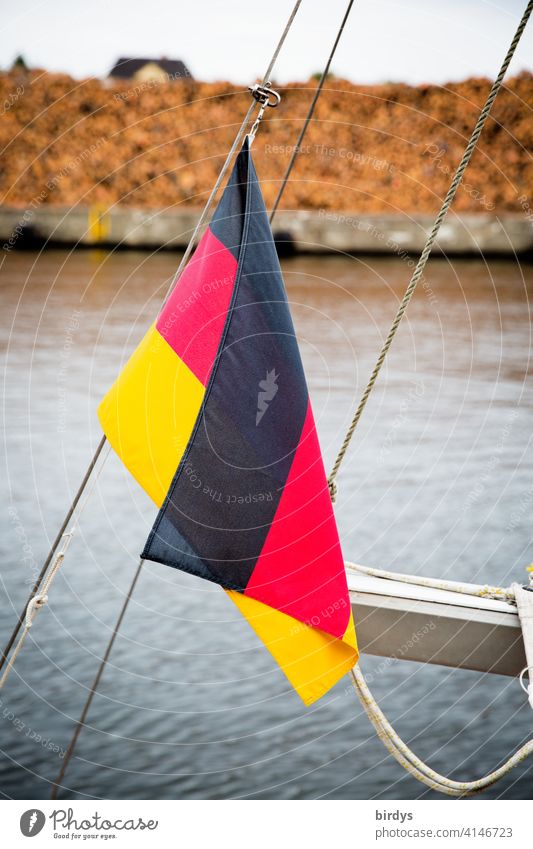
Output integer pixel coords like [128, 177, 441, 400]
[0, 70, 532, 217]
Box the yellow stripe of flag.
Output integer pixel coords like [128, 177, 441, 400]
[98, 322, 358, 704]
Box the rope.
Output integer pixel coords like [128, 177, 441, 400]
[0, 530, 76, 690]
[41, 0, 533, 801]
[49, 557, 144, 800]
[4, 0, 351, 684]
[350, 666, 533, 796]
[269, 0, 356, 223]
[0, 1, 305, 681]
[327, 0, 533, 499]
[344, 1, 533, 795]
[346, 561, 516, 604]
[343, 0, 533, 797]
[0, 434, 107, 674]
[0, 443, 111, 690]
[48, 0, 309, 799]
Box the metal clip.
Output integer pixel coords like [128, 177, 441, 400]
[247, 81, 281, 143]
[519, 666, 533, 710]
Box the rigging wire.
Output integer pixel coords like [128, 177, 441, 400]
[48, 0, 325, 800]
[327, 0, 533, 496]
[52, 0, 533, 800]
[8, 0, 531, 801]
[49, 0, 358, 799]
[0, 444, 111, 690]
[0, 435, 107, 674]
[269, 0, 356, 222]
[344, 0, 533, 796]
[0, 0, 305, 678]
[4, 0, 352, 682]
[49, 557, 145, 799]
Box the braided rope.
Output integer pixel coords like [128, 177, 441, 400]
[350, 666, 533, 796]
[0, 2, 305, 682]
[0, 442, 112, 689]
[269, 0, 356, 222]
[0, 529, 75, 690]
[0, 435, 107, 674]
[48, 1, 311, 800]
[346, 561, 516, 604]
[327, 0, 533, 498]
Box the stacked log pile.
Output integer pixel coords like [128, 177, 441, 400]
[0, 69, 531, 214]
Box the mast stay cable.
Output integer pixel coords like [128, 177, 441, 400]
[3, 0, 354, 682]
[5, 0, 531, 800]
[269, 0, 356, 222]
[0, 2, 305, 679]
[346, 0, 533, 796]
[48, 0, 349, 799]
[0, 435, 106, 673]
[54, 0, 533, 800]
[326, 0, 533, 498]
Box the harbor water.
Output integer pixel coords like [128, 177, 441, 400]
[1, 248, 532, 800]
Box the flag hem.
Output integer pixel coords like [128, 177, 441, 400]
[141, 140, 253, 562]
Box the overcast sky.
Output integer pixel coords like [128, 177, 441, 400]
[1, 0, 532, 84]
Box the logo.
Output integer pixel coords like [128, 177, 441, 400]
[256, 369, 279, 425]
[49, 808, 158, 834]
[20, 810, 45, 837]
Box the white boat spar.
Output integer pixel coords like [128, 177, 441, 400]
[348, 566, 526, 677]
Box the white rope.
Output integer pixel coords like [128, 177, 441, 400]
[327, 0, 533, 499]
[350, 665, 533, 796]
[0, 3, 306, 682]
[0, 528, 75, 689]
[342, 0, 533, 797]
[346, 561, 515, 604]
[0, 443, 111, 689]
[347, 565, 530, 793]
[519, 666, 533, 709]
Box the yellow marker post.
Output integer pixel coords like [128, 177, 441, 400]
[88, 204, 111, 243]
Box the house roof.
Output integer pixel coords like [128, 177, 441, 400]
[109, 57, 192, 79]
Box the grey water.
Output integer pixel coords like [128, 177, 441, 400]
[0, 248, 532, 800]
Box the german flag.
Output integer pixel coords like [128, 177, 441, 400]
[98, 139, 358, 704]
